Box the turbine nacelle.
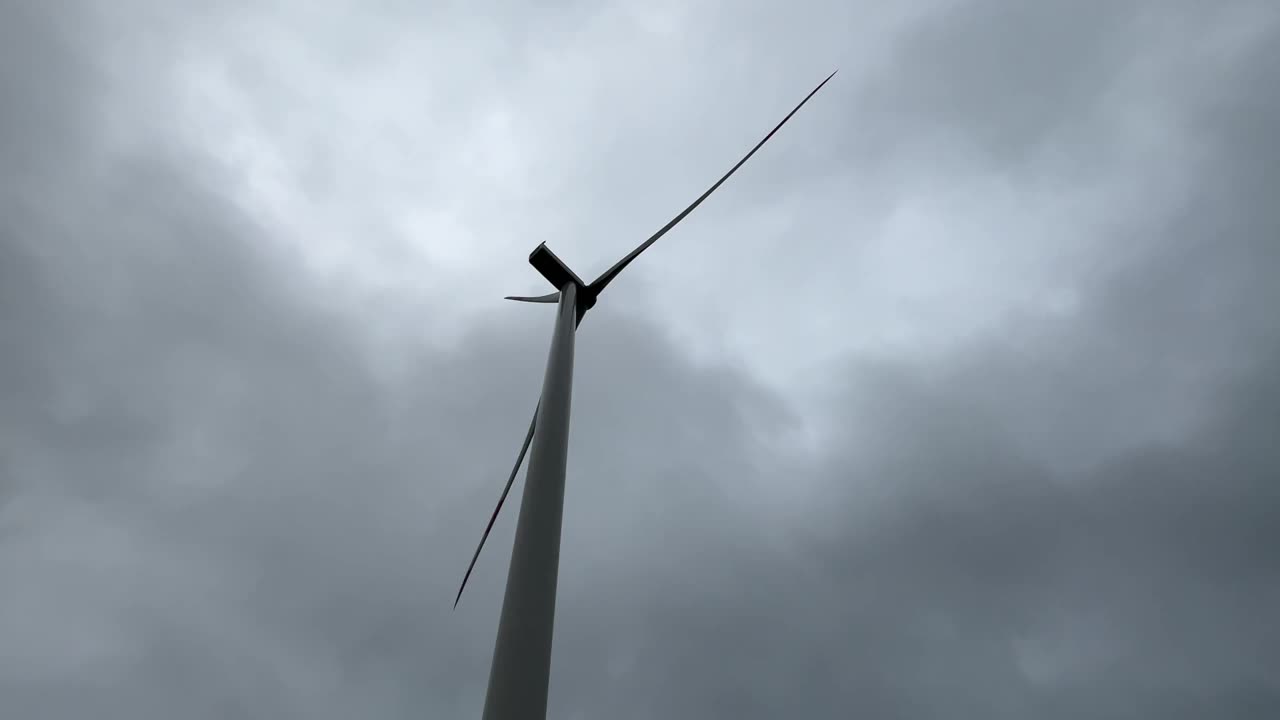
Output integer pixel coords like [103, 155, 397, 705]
[529, 243, 584, 294]
[506, 243, 599, 322]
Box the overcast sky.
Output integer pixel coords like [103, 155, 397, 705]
[3, 0, 1278, 717]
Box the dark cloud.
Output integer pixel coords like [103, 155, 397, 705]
[2, 1, 1277, 718]
[860, 0, 1151, 170]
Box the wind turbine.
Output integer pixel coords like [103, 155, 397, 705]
[455, 70, 837, 720]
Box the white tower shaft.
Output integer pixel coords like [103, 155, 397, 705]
[481, 282, 579, 720]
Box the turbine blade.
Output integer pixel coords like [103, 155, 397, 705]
[505, 292, 560, 303]
[454, 403, 540, 609]
[586, 69, 837, 295]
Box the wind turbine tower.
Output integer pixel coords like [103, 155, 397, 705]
[455, 71, 838, 720]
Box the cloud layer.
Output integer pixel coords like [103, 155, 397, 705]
[2, 0, 1277, 717]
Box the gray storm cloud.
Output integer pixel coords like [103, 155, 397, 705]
[2, 0, 1277, 718]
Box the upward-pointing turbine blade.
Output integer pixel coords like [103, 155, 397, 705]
[454, 403, 540, 609]
[586, 69, 837, 296]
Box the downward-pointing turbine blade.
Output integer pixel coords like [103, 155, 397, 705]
[454, 403, 540, 609]
[586, 69, 838, 296]
[505, 292, 560, 303]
